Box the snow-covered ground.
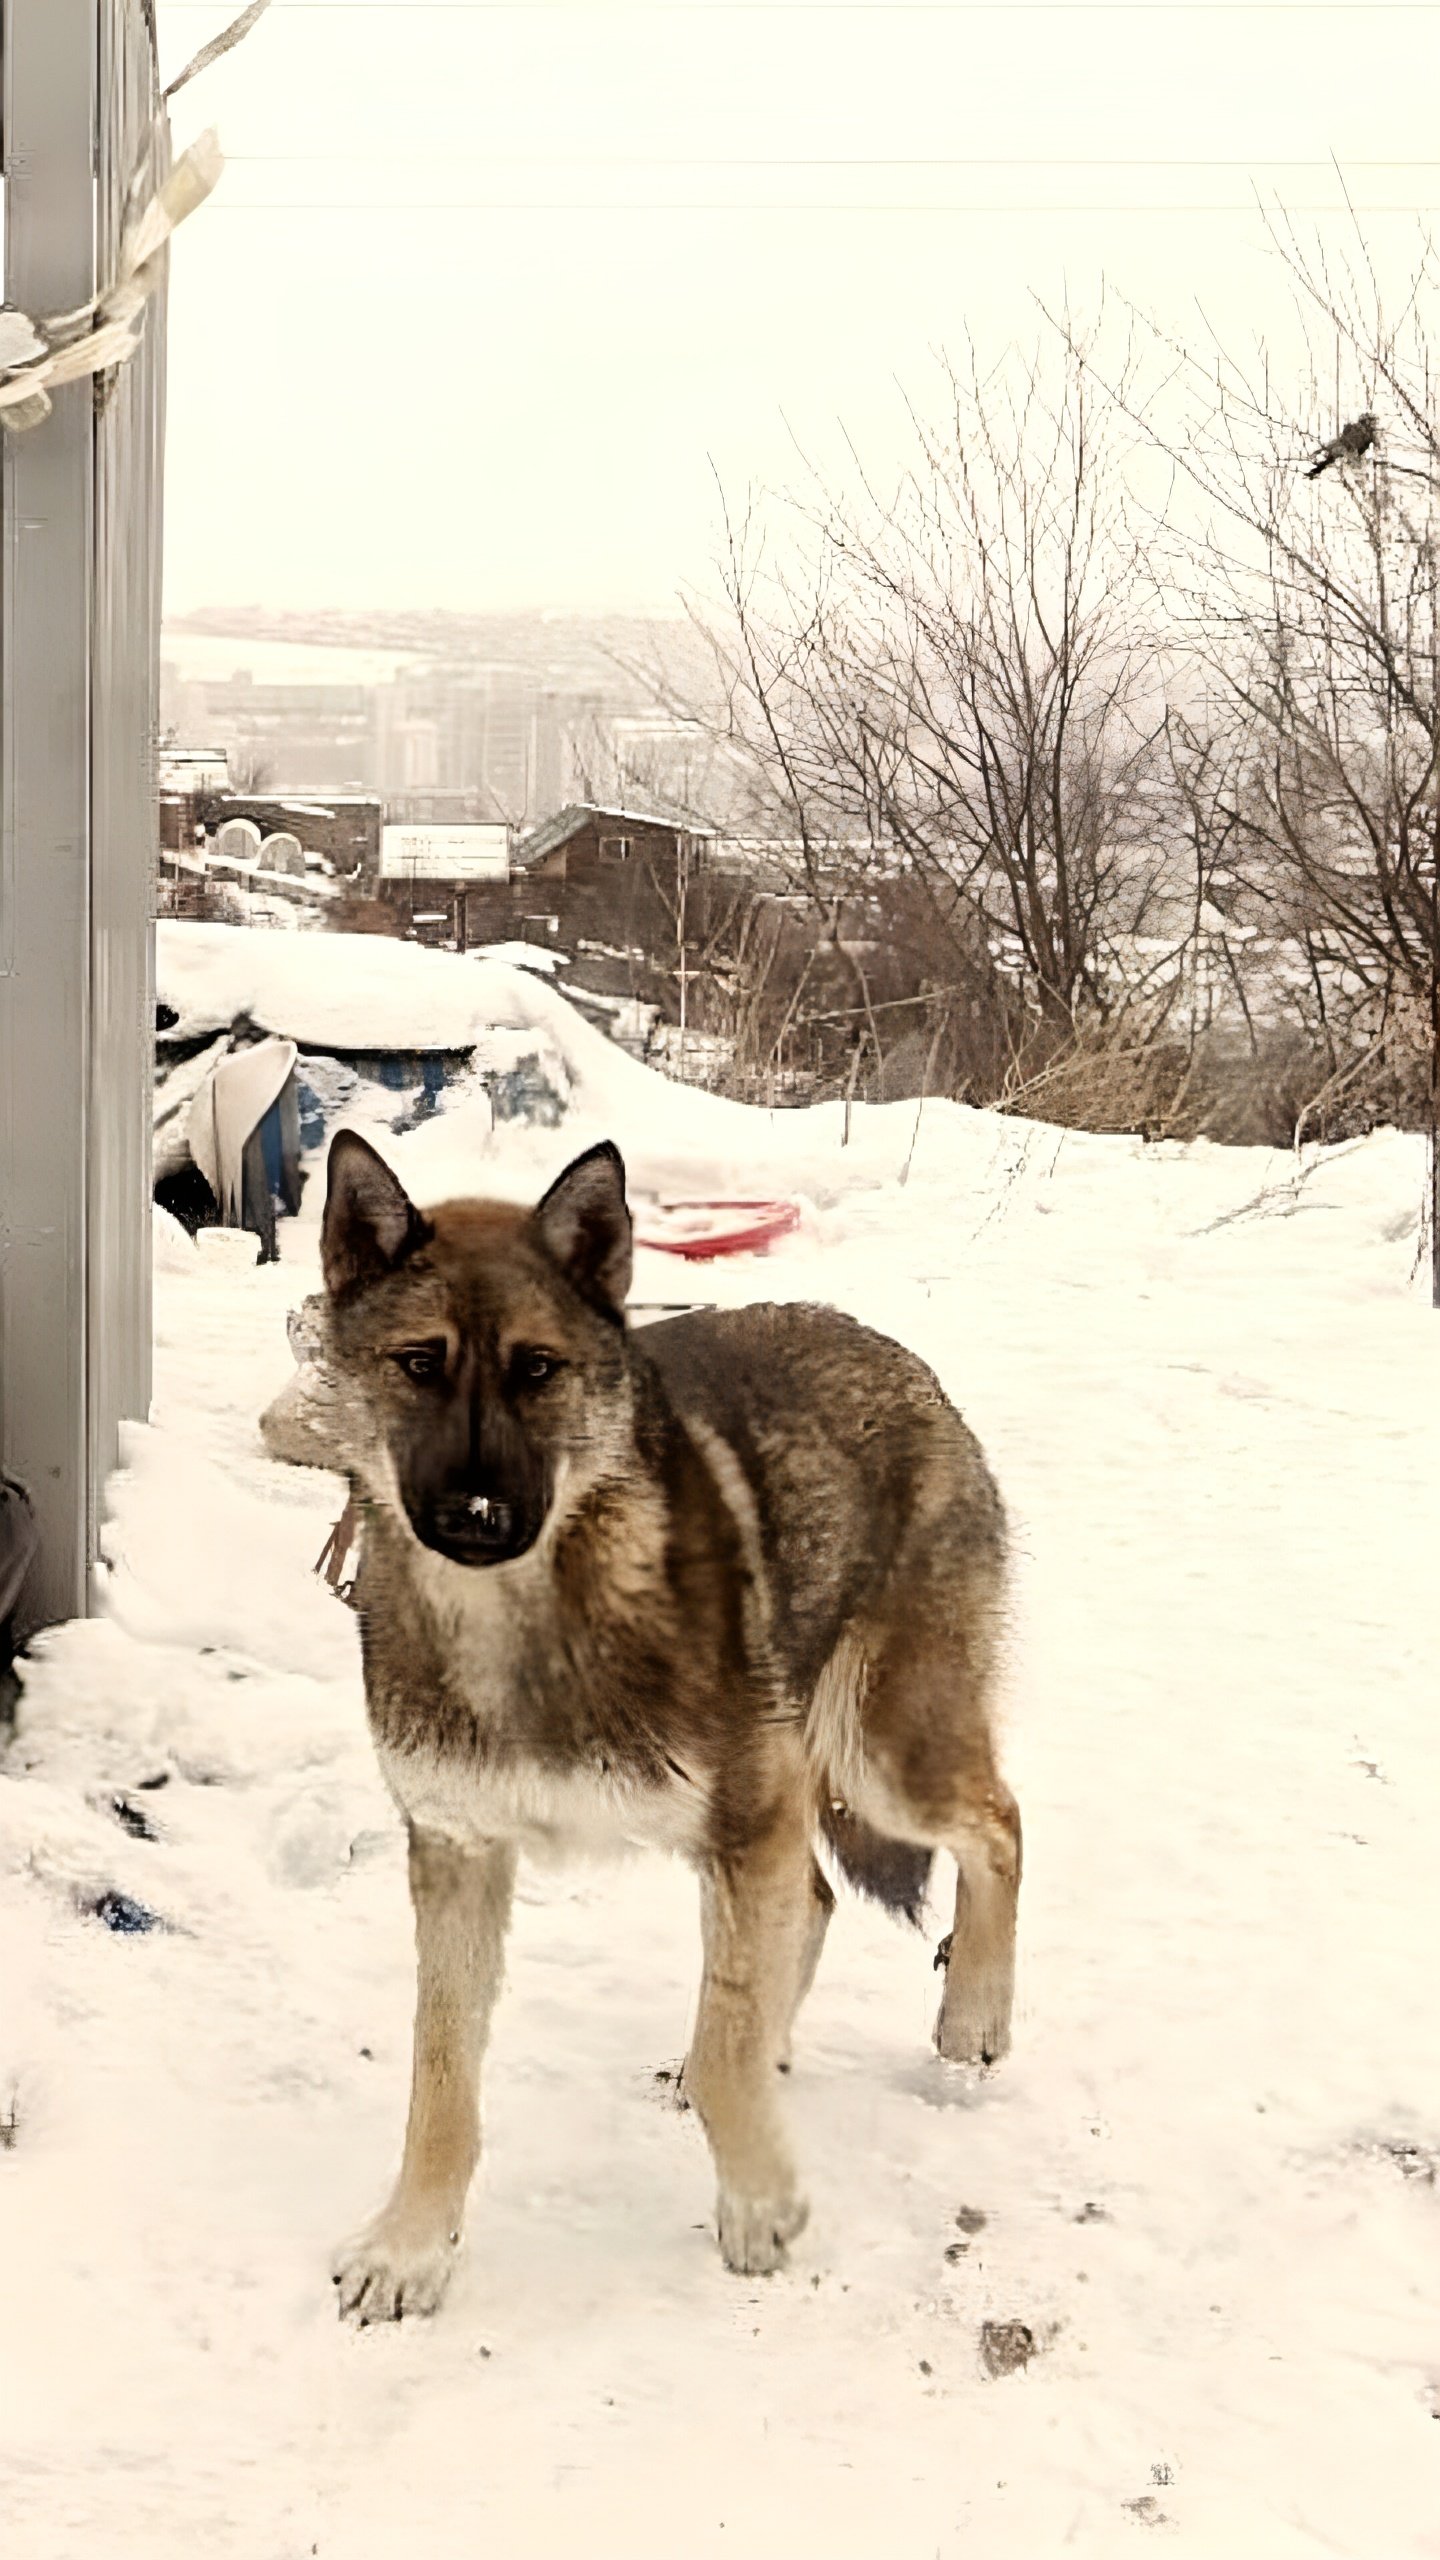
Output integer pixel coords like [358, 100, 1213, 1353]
[4, 941, 1439, 2558]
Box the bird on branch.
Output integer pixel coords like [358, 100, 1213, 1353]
[1305, 413, 1378, 479]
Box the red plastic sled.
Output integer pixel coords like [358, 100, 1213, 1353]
[636, 1198, 802, 1261]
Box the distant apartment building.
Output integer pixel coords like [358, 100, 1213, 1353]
[382, 786, 499, 827]
[162, 628, 724, 837]
[582, 714, 750, 823]
[369, 666, 605, 826]
[162, 663, 377, 790]
[376, 709, 443, 795]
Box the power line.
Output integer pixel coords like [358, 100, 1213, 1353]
[160, 3, 1440, 13]
[201, 199, 1440, 212]
[222, 154, 1440, 167]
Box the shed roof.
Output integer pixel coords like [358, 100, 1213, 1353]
[512, 800, 717, 871]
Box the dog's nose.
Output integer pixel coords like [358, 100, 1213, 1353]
[434, 1490, 515, 1544]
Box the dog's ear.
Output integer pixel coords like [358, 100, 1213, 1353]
[532, 1141, 633, 1316]
[321, 1132, 430, 1299]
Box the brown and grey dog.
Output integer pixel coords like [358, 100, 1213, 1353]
[310, 1129, 1021, 2322]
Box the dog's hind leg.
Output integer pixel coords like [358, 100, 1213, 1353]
[686, 1799, 818, 2275]
[933, 1782, 1021, 2066]
[333, 1828, 516, 2324]
[841, 1496, 1018, 2068]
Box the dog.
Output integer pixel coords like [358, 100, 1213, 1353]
[310, 1129, 1021, 2323]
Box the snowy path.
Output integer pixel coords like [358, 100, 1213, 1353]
[3, 1108, 1439, 2558]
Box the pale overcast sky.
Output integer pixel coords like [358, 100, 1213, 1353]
[156, 0, 1440, 617]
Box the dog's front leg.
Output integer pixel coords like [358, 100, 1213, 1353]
[686, 1803, 816, 2276]
[334, 1827, 516, 2324]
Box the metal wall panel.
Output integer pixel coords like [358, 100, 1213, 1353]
[0, 0, 163, 1637]
[90, 2, 163, 1521]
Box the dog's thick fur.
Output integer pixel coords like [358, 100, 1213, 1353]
[314, 1131, 1021, 2322]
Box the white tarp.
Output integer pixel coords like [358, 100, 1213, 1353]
[185, 1036, 297, 1222]
[378, 824, 509, 883]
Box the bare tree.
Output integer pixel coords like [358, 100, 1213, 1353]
[1062, 220, 1440, 1290]
[629, 837, 754, 1085]
[696, 334, 1183, 1102]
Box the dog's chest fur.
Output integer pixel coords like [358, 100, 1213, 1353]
[377, 1737, 706, 1867]
[361, 1526, 714, 1867]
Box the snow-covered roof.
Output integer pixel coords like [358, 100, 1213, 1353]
[151, 919, 798, 1181]
[378, 823, 509, 882]
[512, 800, 717, 871]
[156, 920, 564, 1054]
[467, 940, 569, 975]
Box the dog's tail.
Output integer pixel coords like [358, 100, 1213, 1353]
[818, 1801, 934, 1929]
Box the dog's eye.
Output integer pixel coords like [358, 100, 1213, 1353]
[515, 1347, 561, 1386]
[391, 1342, 446, 1384]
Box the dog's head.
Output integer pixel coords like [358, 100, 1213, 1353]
[320, 1133, 635, 1568]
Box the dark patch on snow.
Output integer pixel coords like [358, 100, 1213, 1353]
[110, 1794, 159, 1842]
[153, 1162, 219, 1240]
[1376, 2137, 1437, 2185]
[979, 2320, 1037, 2378]
[388, 1053, 451, 1134]
[294, 1056, 360, 1152]
[487, 1052, 566, 1128]
[89, 1890, 162, 1936]
[1122, 2493, 1171, 2528]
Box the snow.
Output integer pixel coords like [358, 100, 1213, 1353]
[154, 927, 721, 1152]
[467, 940, 569, 976]
[4, 947, 1439, 2557]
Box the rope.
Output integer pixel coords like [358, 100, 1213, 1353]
[315, 1497, 361, 1606]
[0, 132, 224, 433]
[0, 0, 272, 432]
[164, 0, 272, 102]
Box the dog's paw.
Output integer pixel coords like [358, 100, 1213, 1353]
[933, 1971, 1012, 2068]
[716, 2186, 809, 2276]
[331, 2213, 460, 2324]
